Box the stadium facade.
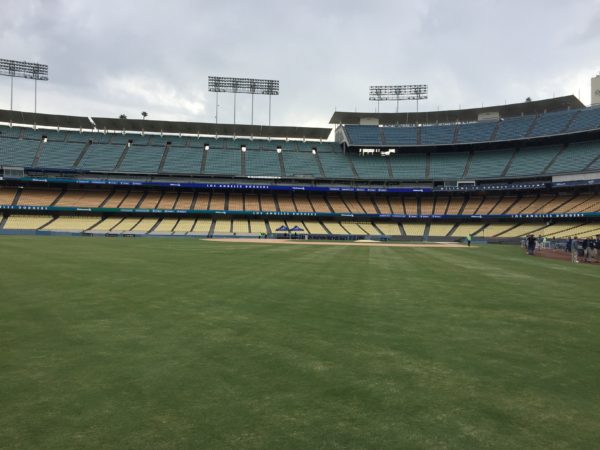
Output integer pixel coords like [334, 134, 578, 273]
[0, 95, 599, 241]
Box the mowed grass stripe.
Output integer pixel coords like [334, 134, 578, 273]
[1, 236, 599, 449]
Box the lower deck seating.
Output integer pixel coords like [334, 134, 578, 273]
[8, 187, 600, 216]
[451, 223, 484, 237]
[3, 215, 53, 229]
[3, 213, 599, 240]
[173, 218, 195, 233]
[153, 218, 178, 233]
[43, 216, 101, 231]
[0, 187, 16, 205]
[402, 223, 426, 236]
[132, 218, 159, 232]
[428, 223, 454, 237]
[374, 223, 402, 236]
[302, 221, 328, 234]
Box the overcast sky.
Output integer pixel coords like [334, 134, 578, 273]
[1, 0, 599, 130]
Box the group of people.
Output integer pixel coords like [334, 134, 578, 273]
[524, 234, 600, 264]
[567, 236, 600, 264]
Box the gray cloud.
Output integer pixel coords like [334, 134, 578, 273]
[1, 0, 599, 132]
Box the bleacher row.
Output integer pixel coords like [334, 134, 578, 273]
[0, 131, 600, 180]
[3, 214, 600, 239]
[2, 128, 600, 180]
[344, 105, 600, 146]
[2, 187, 600, 216]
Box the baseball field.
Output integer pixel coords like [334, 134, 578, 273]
[1, 236, 599, 449]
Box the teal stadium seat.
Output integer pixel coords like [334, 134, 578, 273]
[245, 150, 281, 177]
[162, 147, 202, 174]
[203, 148, 241, 176]
[429, 152, 469, 179]
[118, 145, 165, 173]
[0, 138, 40, 167]
[466, 149, 513, 178]
[67, 132, 112, 144]
[318, 152, 355, 178]
[349, 154, 390, 179]
[389, 153, 426, 179]
[282, 151, 321, 177]
[37, 142, 86, 169]
[0, 125, 23, 138]
[506, 145, 561, 177]
[77, 144, 125, 171]
[547, 141, 600, 174]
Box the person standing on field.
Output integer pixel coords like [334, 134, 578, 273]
[466, 234, 472, 247]
[571, 236, 579, 263]
[527, 234, 537, 255]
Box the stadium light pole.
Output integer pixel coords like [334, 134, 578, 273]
[208, 76, 279, 126]
[369, 84, 428, 114]
[0, 59, 48, 113]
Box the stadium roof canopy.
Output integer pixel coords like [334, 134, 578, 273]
[0, 109, 331, 140]
[329, 95, 585, 125]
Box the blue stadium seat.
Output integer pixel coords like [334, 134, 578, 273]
[567, 107, 600, 133]
[420, 124, 455, 145]
[344, 125, 382, 146]
[456, 121, 497, 143]
[529, 109, 577, 137]
[382, 127, 417, 145]
[495, 115, 535, 141]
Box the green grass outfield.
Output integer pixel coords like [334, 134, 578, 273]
[1, 236, 599, 449]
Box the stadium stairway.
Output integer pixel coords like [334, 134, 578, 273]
[73, 142, 92, 168]
[563, 110, 581, 132]
[500, 148, 518, 177]
[113, 144, 130, 171]
[525, 115, 539, 137]
[158, 144, 171, 173]
[31, 140, 46, 168]
[314, 153, 326, 177]
[277, 151, 285, 177]
[542, 144, 566, 174]
[462, 152, 474, 178]
[490, 121, 501, 141]
[584, 152, 600, 171]
[200, 147, 208, 173]
[241, 149, 247, 177]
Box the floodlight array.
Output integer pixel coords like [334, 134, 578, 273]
[369, 84, 428, 101]
[0, 59, 48, 80]
[208, 76, 279, 96]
